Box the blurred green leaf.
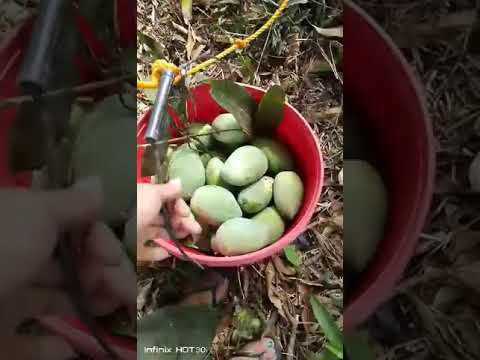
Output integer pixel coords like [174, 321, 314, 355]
[181, 0, 192, 24]
[312, 349, 337, 360]
[253, 85, 285, 136]
[284, 245, 302, 267]
[310, 296, 343, 350]
[326, 343, 343, 359]
[209, 80, 257, 135]
[344, 331, 375, 360]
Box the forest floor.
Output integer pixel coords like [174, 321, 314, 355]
[137, 1, 343, 359]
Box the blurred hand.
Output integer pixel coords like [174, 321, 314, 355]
[0, 177, 135, 359]
[137, 179, 202, 262]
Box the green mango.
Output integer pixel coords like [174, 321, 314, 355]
[252, 138, 295, 174]
[212, 113, 247, 145]
[212, 218, 270, 256]
[187, 123, 214, 149]
[169, 143, 198, 164]
[73, 95, 136, 225]
[252, 206, 285, 244]
[237, 176, 274, 214]
[344, 160, 388, 273]
[273, 171, 304, 220]
[200, 152, 212, 167]
[206, 157, 229, 188]
[168, 152, 205, 200]
[221, 145, 268, 186]
[190, 185, 242, 226]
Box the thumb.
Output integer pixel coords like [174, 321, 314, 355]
[43, 176, 103, 229]
[158, 178, 183, 203]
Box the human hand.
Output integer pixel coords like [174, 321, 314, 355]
[137, 179, 202, 262]
[0, 177, 135, 359]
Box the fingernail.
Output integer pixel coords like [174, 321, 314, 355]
[169, 178, 182, 187]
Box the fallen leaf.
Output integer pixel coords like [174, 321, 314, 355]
[312, 25, 343, 38]
[448, 230, 480, 263]
[433, 287, 463, 312]
[265, 261, 287, 320]
[191, 44, 206, 62]
[186, 26, 195, 60]
[272, 255, 296, 275]
[454, 260, 480, 294]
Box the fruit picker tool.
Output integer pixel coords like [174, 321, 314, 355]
[12, 0, 119, 358]
[144, 66, 206, 269]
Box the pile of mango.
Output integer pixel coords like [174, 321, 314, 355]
[165, 113, 304, 256]
[344, 107, 388, 275]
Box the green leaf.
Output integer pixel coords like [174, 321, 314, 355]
[209, 80, 257, 136]
[314, 349, 338, 360]
[138, 304, 221, 359]
[325, 343, 343, 359]
[344, 332, 375, 360]
[310, 296, 343, 350]
[180, 0, 192, 24]
[253, 85, 285, 136]
[284, 245, 302, 267]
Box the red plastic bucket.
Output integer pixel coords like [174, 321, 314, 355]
[344, 0, 435, 330]
[0, 7, 136, 359]
[137, 83, 324, 267]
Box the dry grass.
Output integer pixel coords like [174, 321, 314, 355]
[137, 0, 343, 359]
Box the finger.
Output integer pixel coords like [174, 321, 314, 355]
[138, 244, 171, 262]
[84, 222, 123, 266]
[157, 178, 182, 203]
[138, 225, 168, 243]
[180, 216, 202, 235]
[148, 214, 164, 227]
[43, 176, 102, 229]
[0, 335, 76, 360]
[173, 198, 191, 217]
[89, 257, 136, 317]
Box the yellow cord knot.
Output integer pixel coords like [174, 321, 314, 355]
[234, 39, 248, 49]
[137, 60, 181, 89]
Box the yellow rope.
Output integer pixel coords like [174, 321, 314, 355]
[138, 0, 289, 89]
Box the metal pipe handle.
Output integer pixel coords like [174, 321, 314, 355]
[19, 0, 69, 91]
[144, 70, 175, 143]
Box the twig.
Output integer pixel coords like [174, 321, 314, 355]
[286, 314, 299, 360]
[180, 49, 212, 70]
[0, 74, 134, 109]
[137, 129, 243, 148]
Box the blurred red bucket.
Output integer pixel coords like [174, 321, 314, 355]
[344, 0, 435, 330]
[0, 6, 136, 359]
[137, 83, 324, 267]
